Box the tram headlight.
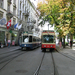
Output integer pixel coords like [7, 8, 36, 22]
[44, 45, 46, 47]
[51, 46, 53, 47]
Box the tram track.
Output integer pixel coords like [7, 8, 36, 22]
[34, 52, 45, 75]
[0, 48, 21, 55]
[34, 51, 59, 75]
[0, 49, 27, 71]
[51, 52, 59, 75]
[56, 49, 75, 61]
[0, 50, 22, 60]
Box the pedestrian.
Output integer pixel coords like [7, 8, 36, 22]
[70, 40, 73, 48]
[0, 41, 3, 48]
[59, 41, 62, 48]
[8, 39, 11, 48]
[0, 41, 1, 48]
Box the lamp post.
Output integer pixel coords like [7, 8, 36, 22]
[48, 24, 49, 31]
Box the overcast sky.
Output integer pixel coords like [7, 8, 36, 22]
[30, 0, 38, 7]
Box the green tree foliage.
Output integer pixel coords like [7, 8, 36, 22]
[37, 0, 75, 37]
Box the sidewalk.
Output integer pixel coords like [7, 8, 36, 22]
[56, 44, 75, 58]
[56, 44, 75, 51]
[0, 46, 21, 54]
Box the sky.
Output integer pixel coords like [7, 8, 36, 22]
[30, 0, 38, 7]
[42, 22, 54, 30]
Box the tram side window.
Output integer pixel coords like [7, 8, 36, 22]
[33, 37, 36, 42]
[29, 36, 32, 42]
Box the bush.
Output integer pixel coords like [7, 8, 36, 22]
[65, 42, 68, 46]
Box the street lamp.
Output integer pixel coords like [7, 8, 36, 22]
[48, 24, 49, 31]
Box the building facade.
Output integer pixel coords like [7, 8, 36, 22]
[0, 0, 18, 46]
[0, 0, 40, 46]
[18, 0, 40, 35]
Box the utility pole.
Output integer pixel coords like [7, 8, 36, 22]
[48, 24, 49, 31]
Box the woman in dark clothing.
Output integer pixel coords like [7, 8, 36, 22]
[70, 40, 73, 48]
[0, 41, 2, 48]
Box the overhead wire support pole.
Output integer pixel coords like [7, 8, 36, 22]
[48, 24, 49, 31]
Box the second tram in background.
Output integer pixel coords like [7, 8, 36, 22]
[19, 32, 41, 50]
[41, 30, 56, 52]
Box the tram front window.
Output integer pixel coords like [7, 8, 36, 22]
[43, 35, 54, 43]
[23, 36, 32, 43]
[23, 36, 29, 43]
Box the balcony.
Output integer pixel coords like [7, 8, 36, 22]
[32, 20, 36, 24]
[24, 12, 29, 16]
[13, 4, 16, 8]
[35, 28, 40, 31]
[0, 5, 3, 9]
[30, 25, 34, 30]
[8, 0, 11, 4]
[6, 10, 13, 18]
[27, 20, 36, 24]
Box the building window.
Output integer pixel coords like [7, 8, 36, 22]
[13, 18, 16, 25]
[13, 0, 16, 4]
[0, 11, 3, 19]
[13, 7, 16, 16]
[20, 11, 21, 19]
[20, 1, 21, 9]
[0, 0, 3, 9]
[7, 4, 10, 11]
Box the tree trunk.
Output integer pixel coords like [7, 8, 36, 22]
[70, 33, 73, 48]
[63, 36, 65, 48]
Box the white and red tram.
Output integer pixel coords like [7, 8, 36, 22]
[41, 30, 56, 52]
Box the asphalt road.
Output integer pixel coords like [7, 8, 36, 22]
[0, 47, 75, 75]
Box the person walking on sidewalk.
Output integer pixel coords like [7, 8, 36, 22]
[0, 41, 3, 48]
[8, 39, 11, 48]
[0, 41, 1, 48]
[59, 41, 62, 48]
[70, 39, 73, 48]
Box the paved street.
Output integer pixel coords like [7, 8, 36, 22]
[0, 46, 21, 54]
[0, 45, 75, 75]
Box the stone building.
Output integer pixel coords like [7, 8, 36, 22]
[18, 0, 40, 34]
[0, 0, 18, 46]
[0, 0, 40, 46]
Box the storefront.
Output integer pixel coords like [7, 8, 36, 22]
[0, 31, 5, 45]
[11, 31, 18, 45]
[0, 27, 18, 46]
[6, 30, 18, 46]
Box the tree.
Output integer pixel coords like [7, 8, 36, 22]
[37, 0, 75, 47]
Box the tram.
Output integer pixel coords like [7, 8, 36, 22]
[41, 30, 56, 52]
[19, 32, 41, 50]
